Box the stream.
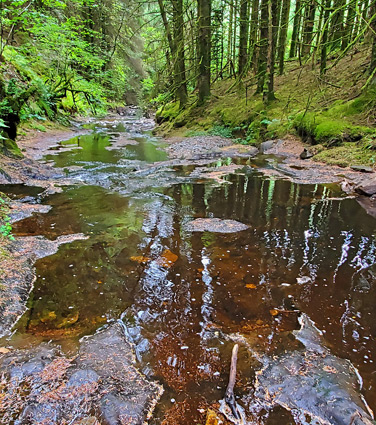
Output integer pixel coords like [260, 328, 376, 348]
[1, 109, 376, 424]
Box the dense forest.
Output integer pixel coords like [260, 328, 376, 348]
[1, 0, 376, 160]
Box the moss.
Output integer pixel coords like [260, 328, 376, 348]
[313, 142, 376, 167]
[156, 102, 181, 124]
[294, 111, 372, 145]
[0, 138, 24, 159]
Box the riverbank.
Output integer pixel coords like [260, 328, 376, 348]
[156, 46, 376, 170]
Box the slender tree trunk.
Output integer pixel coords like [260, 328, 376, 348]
[197, 0, 211, 103]
[172, 0, 187, 106]
[228, 0, 234, 74]
[266, 0, 279, 100]
[341, 0, 356, 49]
[289, 0, 302, 58]
[351, 0, 363, 42]
[278, 0, 291, 74]
[256, 0, 269, 93]
[238, 0, 249, 75]
[248, 0, 260, 70]
[369, 0, 376, 80]
[320, 0, 332, 74]
[330, 0, 346, 48]
[232, 0, 238, 67]
[302, 1, 317, 56]
[157, 0, 174, 59]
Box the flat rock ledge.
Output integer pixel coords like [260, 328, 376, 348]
[0, 323, 163, 424]
[0, 234, 88, 338]
[187, 218, 249, 233]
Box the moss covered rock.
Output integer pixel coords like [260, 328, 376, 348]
[294, 112, 370, 145]
[0, 138, 24, 159]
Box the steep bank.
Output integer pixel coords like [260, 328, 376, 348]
[156, 45, 376, 168]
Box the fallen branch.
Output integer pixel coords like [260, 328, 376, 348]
[221, 343, 246, 425]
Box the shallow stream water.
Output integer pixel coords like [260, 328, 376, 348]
[2, 110, 376, 424]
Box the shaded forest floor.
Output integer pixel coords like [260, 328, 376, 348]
[157, 45, 376, 167]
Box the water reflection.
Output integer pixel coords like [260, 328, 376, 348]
[2, 125, 376, 423]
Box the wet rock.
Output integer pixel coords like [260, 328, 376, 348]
[219, 144, 259, 158]
[355, 183, 376, 196]
[8, 201, 52, 223]
[0, 323, 163, 425]
[350, 165, 374, 173]
[251, 314, 374, 425]
[187, 218, 249, 233]
[299, 148, 314, 160]
[260, 140, 276, 153]
[166, 136, 232, 160]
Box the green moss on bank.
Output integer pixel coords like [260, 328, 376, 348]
[156, 48, 376, 167]
[0, 139, 23, 159]
[313, 141, 376, 167]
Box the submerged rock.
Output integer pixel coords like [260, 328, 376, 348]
[187, 218, 249, 233]
[0, 234, 88, 338]
[0, 323, 163, 424]
[250, 314, 374, 425]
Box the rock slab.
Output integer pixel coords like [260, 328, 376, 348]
[187, 218, 249, 233]
[0, 323, 163, 425]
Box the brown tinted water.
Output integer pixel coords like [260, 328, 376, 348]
[2, 113, 376, 424]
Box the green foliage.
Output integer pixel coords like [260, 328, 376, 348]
[0, 195, 14, 241]
[208, 125, 233, 138]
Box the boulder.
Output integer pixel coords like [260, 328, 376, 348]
[299, 148, 314, 160]
[260, 140, 276, 153]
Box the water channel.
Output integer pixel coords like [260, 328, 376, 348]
[1, 110, 376, 424]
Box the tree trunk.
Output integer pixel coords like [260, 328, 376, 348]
[278, 0, 291, 74]
[320, 0, 332, 74]
[302, 1, 317, 56]
[238, 0, 249, 75]
[197, 0, 211, 103]
[157, 0, 174, 62]
[289, 0, 302, 58]
[256, 0, 269, 93]
[266, 0, 279, 101]
[172, 0, 187, 106]
[341, 0, 356, 49]
[369, 0, 376, 80]
[248, 0, 260, 70]
[330, 0, 346, 48]
[228, 0, 234, 71]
